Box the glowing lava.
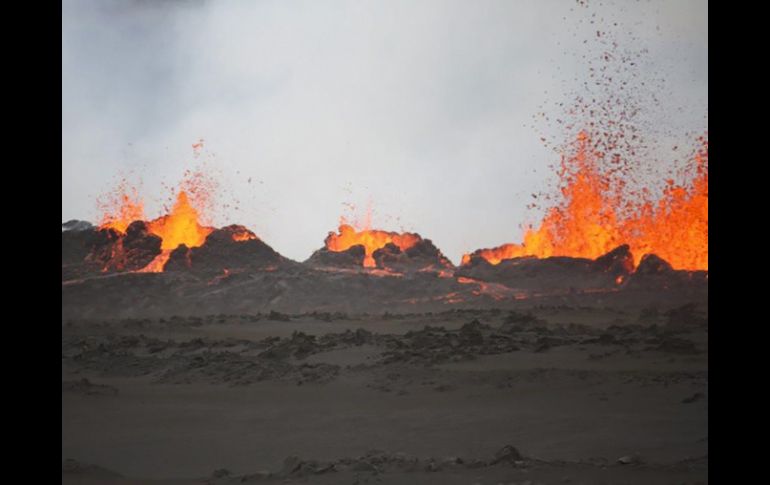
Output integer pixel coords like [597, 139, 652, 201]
[624, 144, 708, 271]
[98, 170, 218, 273]
[325, 224, 421, 268]
[135, 191, 214, 272]
[464, 133, 708, 271]
[97, 184, 145, 233]
[147, 191, 213, 250]
[230, 226, 258, 242]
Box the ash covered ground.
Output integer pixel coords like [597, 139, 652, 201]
[62, 222, 707, 484]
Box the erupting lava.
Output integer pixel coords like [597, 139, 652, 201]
[463, 133, 708, 270]
[460, 3, 710, 272]
[325, 224, 421, 268]
[148, 191, 212, 250]
[98, 183, 145, 234]
[98, 171, 218, 273]
[138, 191, 215, 272]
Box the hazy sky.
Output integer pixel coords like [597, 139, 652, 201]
[62, 0, 707, 264]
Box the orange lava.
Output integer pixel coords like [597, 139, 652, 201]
[231, 227, 257, 242]
[464, 132, 708, 271]
[136, 191, 214, 272]
[146, 191, 213, 251]
[98, 170, 218, 273]
[136, 250, 173, 273]
[325, 224, 421, 268]
[97, 183, 145, 233]
[624, 145, 708, 270]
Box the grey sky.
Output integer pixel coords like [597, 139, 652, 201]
[62, 0, 707, 264]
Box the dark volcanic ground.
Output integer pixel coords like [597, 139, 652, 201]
[62, 222, 707, 484]
[62, 221, 707, 319]
[62, 302, 707, 484]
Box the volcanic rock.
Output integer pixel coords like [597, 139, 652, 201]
[63, 221, 162, 278]
[625, 253, 708, 290]
[62, 261, 484, 318]
[682, 392, 705, 404]
[62, 459, 122, 478]
[163, 225, 288, 274]
[373, 238, 454, 273]
[459, 250, 495, 269]
[305, 244, 367, 269]
[617, 454, 642, 465]
[593, 244, 635, 276]
[500, 310, 542, 332]
[457, 245, 634, 291]
[87, 226, 123, 264]
[490, 444, 523, 465]
[122, 221, 163, 266]
[459, 319, 487, 345]
[636, 253, 674, 274]
[62, 222, 101, 280]
[62, 218, 707, 317]
[665, 303, 707, 328]
[280, 456, 302, 476]
[85, 222, 162, 273]
[62, 219, 94, 232]
[652, 336, 699, 354]
[62, 378, 119, 396]
[259, 331, 320, 360]
[164, 244, 193, 271]
[338, 328, 373, 345]
[371, 242, 401, 261]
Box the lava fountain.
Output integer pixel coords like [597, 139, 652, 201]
[137, 191, 214, 272]
[463, 133, 708, 270]
[97, 171, 220, 272]
[97, 181, 145, 234]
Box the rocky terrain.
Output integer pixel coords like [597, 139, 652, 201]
[62, 220, 707, 484]
[62, 220, 707, 319]
[63, 303, 707, 484]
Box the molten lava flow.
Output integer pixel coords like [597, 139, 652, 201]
[136, 250, 171, 273]
[137, 191, 214, 272]
[465, 133, 708, 271]
[325, 224, 421, 268]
